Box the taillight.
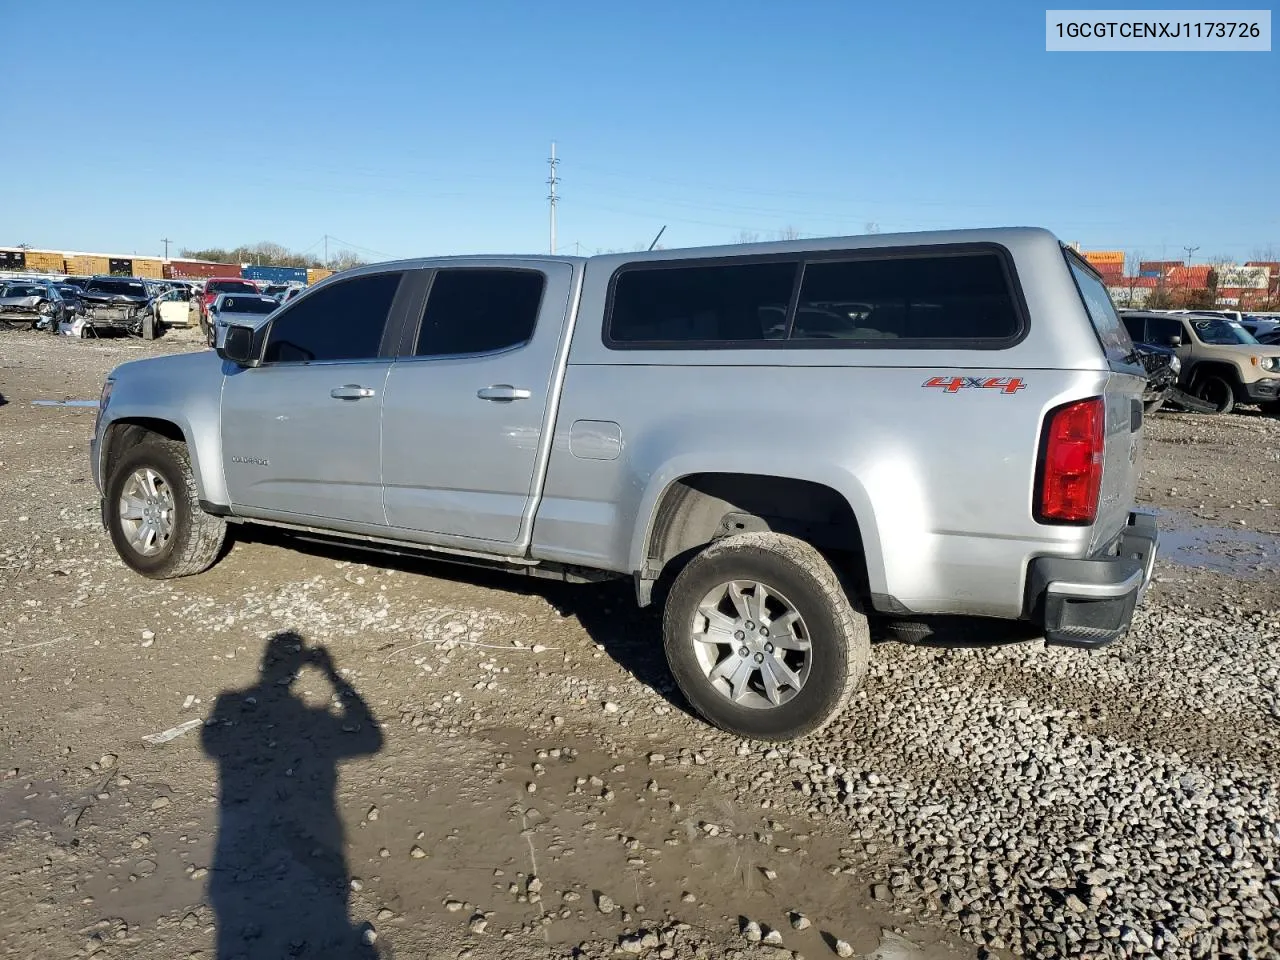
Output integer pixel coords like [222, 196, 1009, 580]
[1035, 397, 1104, 524]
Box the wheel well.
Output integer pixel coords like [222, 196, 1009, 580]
[104, 418, 186, 477]
[1188, 361, 1242, 388]
[640, 473, 867, 606]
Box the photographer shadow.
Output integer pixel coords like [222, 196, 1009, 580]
[201, 632, 385, 959]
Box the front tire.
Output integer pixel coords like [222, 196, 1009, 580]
[1194, 375, 1235, 414]
[662, 532, 870, 741]
[104, 437, 227, 579]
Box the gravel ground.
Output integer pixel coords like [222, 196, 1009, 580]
[0, 328, 1277, 960]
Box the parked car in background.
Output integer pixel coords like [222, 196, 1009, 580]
[78, 276, 156, 338]
[60, 276, 90, 291]
[197, 278, 260, 340]
[154, 288, 194, 329]
[57, 284, 83, 315]
[207, 292, 279, 348]
[1120, 309, 1280, 413]
[92, 227, 1158, 741]
[0, 280, 71, 330]
[1256, 328, 1280, 346]
[1240, 316, 1280, 340]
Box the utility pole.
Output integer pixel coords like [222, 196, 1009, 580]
[324, 234, 329, 267]
[1183, 245, 1199, 266]
[161, 238, 172, 259]
[547, 142, 559, 255]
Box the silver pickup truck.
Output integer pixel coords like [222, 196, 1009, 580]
[90, 227, 1158, 740]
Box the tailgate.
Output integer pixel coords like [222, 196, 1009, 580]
[1092, 371, 1146, 554]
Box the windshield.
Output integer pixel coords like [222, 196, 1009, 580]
[87, 279, 148, 296]
[220, 296, 278, 315]
[4, 285, 44, 297]
[209, 280, 257, 293]
[1190, 318, 1259, 345]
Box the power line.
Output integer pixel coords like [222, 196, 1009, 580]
[547, 141, 560, 255]
[327, 236, 388, 256]
[161, 237, 172, 259]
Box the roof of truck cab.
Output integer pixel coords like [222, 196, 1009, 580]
[587, 226, 1058, 266]
[329, 227, 1061, 279]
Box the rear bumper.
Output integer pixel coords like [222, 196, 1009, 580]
[1026, 511, 1159, 649]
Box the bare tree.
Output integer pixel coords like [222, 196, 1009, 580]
[776, 225, 802, 241]
[1123, 250, 1144, 308]
[735, 230, 761, 245]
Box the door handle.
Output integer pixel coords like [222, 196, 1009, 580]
[330, 385, 376, 400]
[476, 385, 531, 402]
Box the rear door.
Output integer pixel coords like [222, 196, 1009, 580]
[221, 269, 412, 525]
[380, 261, 575, 546]
[1066, 255, 1148, 551]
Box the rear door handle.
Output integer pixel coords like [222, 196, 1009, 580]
[477, 385, 531, 402]
[330, 385, 376, 400]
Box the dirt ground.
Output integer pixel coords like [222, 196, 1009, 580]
[0, 328, 1277, 960]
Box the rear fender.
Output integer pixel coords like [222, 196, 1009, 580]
[627, 456, 888, 598]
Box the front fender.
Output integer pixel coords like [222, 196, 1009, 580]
[95, 351, 228, 505]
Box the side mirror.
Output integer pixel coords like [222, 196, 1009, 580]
[218, 323, 262, 367]
[1166, 334, 1183, 347]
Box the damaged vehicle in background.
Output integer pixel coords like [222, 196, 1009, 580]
[76, 276, 158, 338]
[1131, 340, 1180, 413]
[0, 280, 72, 331]
[1121, 309, 1280, 414]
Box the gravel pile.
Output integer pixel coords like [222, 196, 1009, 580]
[717, 600, 1280, 959]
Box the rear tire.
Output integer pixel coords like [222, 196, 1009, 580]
[104, 436, 227, 579]
[662, 532, 869, 741]
[1194, 375, 1235, 414]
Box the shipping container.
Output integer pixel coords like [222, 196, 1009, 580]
[164, 259, 242, 280]
[1140, 260, 1182, 273]
[68, 255, 111, 275]
[1216, 265, 1269, 290]
[1083, 250, 1125, 264]
[1167, 265, 1212, 288]
[108, 258, 133, 276]
[306, 267, 333, 285]
[1139, 270, 1161, 278]
[0, 249, 27, 270]
[243, 264, 309, 285]
[132, 257, 164, 279]
[25, 251, 67, 273]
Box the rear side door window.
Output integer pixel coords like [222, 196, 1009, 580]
[1121, 315, 1147, 342]
[263, 272, 404, 363]
[414, 269, 546, 356]
[1147, 317, 1184, 346]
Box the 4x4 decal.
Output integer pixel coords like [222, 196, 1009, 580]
[923, 376, 1027, 394]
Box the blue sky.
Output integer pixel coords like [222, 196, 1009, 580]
[4, 1, 1276, 262]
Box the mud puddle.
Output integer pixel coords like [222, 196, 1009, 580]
[1152, 508, 1280, 577]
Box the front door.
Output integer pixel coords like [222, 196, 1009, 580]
[381, 262, 575, 544]
[221, 269, 409, 525]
